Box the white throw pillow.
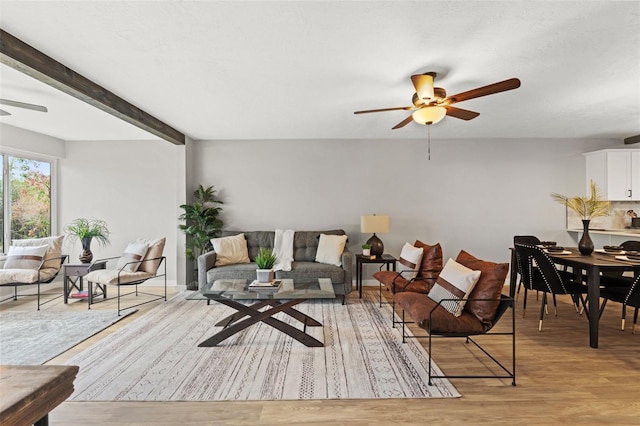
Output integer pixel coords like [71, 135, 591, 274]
[4, 245, 49, 270]
[397, 242, 424, 279]
[116, 242, 150, 272]
[211, 234, 250, 266]
[428, 258, 481, 317]
[315, 234, 348, 267]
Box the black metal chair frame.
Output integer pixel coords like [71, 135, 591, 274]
[87, 256, 167, 315]
[0, 254, 68, 310]
[380, 269, 431, 328]
[400, 294, 516, 386]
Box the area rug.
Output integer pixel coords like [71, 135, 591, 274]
[66, 291, 460, 401]
[0, 309, 136, 365]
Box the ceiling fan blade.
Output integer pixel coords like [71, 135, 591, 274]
[446, 78, 521, 104]
[0, 98, 48, 113]
[392, 115, 414, 129]
[354, 106, 413, 114]
[445, 106, 480, 120]
[0, 109, 11, 116]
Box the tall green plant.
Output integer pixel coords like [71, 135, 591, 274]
[178, 184, 224, 260]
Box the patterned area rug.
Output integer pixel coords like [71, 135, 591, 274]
[0, 309, 136, 365]
[66, 291, 460, 401]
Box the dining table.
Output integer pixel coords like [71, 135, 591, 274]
[509, 246, 640, 348]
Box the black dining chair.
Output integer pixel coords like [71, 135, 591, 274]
[600, 241, 640, 288]
[599, 273, 640, 333]
[513, 235, 541, 301]
[515, 243, 588, 331]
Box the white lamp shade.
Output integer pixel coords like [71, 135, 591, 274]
[360, 215, 390, 234]
[417, 74, 435, 101]
[412, 106, 447, 125]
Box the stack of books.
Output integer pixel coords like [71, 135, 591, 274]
[248, 280, 281, 292]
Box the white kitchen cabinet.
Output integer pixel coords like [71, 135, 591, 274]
[585, 149, 640, 200]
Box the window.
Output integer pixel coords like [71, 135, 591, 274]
[1, 153, 53, 252]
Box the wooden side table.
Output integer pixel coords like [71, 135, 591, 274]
[355, 254, 396, 299]
[63, 261, 106, 303]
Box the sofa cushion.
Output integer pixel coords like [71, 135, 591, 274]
[211, 234, 251, 266]
[207, 262, 259, 282]
[85, 269, 154, 285]
[373, 270, 411, 293]
[13, 235, 64, 270]
[293, 230, 346, 262]
[276, 261, 345, 284]
[456, 250, 509, 327]
[4, 245, 49, 270]
[315, 234, 347, 267]
[414, 240, 443, 289]
[428, 258, 481, 317]
[116, 242, 149, 272]
[0, 268, 57, 285]
[398, 242, 424, 279]
[394, 291, 487, 335]
[136, 237, 166, 273]
[220, 231, 274, 261]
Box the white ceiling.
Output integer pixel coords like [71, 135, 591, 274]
[0, 0, 639, 142]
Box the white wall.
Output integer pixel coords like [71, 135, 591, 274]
[59, 140, 181, 285]
[193, 137, 622, 279]
[2, 124, 629, 287]
[0, 123, 65, 158]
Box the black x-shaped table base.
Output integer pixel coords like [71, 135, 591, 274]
[198, 299, 324, 347]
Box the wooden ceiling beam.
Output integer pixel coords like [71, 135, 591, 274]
[0, 28, 185, 145]
[624, 135, 640, 145]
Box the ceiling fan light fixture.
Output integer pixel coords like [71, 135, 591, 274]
[412, 106, 446, 125]
[417, 74, 435, 101]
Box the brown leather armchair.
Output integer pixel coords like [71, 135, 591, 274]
[394, 250, 515, 386]
[372, 240, 443, 325]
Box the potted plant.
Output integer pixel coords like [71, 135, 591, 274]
[361, 243, 371, 257]
[551, 180, 610, 255]
[178, 184, 224, 289]
[63, 218, 111, 263]
[255, 247, 277, 283]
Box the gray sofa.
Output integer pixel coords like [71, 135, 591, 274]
[197, 230, 353, 303]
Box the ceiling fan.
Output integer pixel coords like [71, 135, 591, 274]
[0, 98, 48, 116]
[354, 72, 521, 129]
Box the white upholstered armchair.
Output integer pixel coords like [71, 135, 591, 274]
[85, 237, 167, 315]
[0, 235, 67, 310]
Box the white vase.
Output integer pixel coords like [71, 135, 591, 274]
[256, 269, 274, 283]
[362, 249, 370, 256]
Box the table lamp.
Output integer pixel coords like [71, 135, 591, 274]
[360, 214, 390, 258]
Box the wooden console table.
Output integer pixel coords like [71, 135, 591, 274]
[0, 365, 79, 426]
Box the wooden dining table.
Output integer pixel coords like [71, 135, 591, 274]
[509, 247, 640, 348]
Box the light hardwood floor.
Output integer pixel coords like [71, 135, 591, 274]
[2, 284, 639, 425]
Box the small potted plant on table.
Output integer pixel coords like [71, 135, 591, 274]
[362, 243, 371, 257]
[64, 218, 111, 263]
[255, 248, 277, 283]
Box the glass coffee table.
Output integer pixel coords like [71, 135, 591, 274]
[199, 278, 335, 347]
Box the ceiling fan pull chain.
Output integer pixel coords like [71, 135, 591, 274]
[427, 124, 431, 160]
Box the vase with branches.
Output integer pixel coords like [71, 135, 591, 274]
[551, 181, 610, 255]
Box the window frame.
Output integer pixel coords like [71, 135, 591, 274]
[1, 149, 57, 252]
